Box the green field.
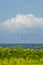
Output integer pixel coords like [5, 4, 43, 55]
[0, 46, 43, 65]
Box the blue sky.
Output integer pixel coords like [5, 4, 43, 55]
[0, 0, 43, 43]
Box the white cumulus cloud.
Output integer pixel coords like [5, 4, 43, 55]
[0, 14, 43, 33]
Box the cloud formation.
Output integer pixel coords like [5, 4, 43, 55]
[0, 14, 43, 33]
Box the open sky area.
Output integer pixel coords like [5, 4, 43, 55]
[0, 0, 43, 43]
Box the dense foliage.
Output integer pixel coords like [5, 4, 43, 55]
[0, 46, 43, 65]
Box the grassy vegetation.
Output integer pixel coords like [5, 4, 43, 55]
[0, 46, 43, 65]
